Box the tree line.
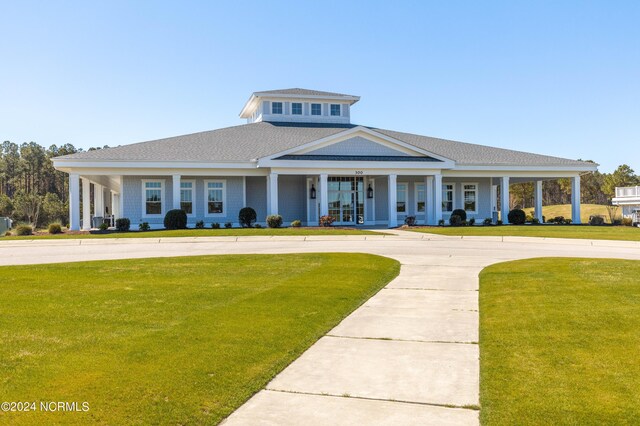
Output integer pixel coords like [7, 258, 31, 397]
[1, 141, 638, 227]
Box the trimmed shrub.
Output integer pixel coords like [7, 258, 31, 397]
[565, 218, 572, 225]
[438, 219, 445, 226]
[319, 215, 335, 227]
[451, 209, 467, 222]
[266, 214, 283, 228]
[291, 219, 302, 227]
[589, 216, 605, 226]
[497, 220, 503, 226]
[622, 217, 633, 227]
[164, 209, 187, 230]
[16, 224, 33, 236]
[139, 222, 150, 231]
[195, 220, 205, 229]
[115, 218, 131, 232]
[211, 222, 220, 229]
[98, 222, 109, 231]
[224, 222, 233, 229]
[449, 215, 463, 226]
[404, 216, 417, 226]
[469, 217, 476, 226]
[507, 209, 526, 225]
[48, 223, 62, 234]
[525, 215, 533, 223]
[483, 218, 493, 226]
[531, 217, 540, 225]
[254, 223, 262, 229]
[238, 207, 257, 228]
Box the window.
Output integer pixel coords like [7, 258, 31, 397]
[180, 181, 194, 215]
[415, 183, 426, 213]
[292, 102, 302, 115]
[143, 180, 164, 216]
[311, 103, 321, 115]
[271, 102, 283, 114]
[396, 183, 407, 213]
[330, 104, 341, 116]
[463, 183, 478, 213]
[205, 180, 225, 215]
[443, 184, 454, 212]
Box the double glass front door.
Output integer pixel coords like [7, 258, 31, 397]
[327, 177, 365, 225]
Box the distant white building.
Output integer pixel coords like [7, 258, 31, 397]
[612, 186, 640, 225]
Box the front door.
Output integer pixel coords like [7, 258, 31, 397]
[327, 177, 365, 225]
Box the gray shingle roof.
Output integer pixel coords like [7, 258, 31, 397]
[254, 88, 357, 98]
[57, 121, 593, 168]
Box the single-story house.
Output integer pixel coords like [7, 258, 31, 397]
[612, 186, 640, 224]
[53, 88, 597, 229]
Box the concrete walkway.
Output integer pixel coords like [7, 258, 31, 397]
[1, 232, 639, 425]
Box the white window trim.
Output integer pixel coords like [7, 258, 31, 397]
[396, 182, 408, 215]
[180, 179, 196, 217]
[462, 182, 479, 215]
[141, 179, 165, 218]
[204, 179, 227, 217]
[310, 103, 323, 116]
[442, 183, 455, 213]
[330, 103, 341, 116]
[415, 183, 426, 215]
[291, 102, 303, 115]
[271, 101, 283, 115]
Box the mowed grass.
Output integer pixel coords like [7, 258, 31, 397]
[0, 254, 399, 425]
[409, 225, 640, 241]
[1, 227, 382, 240]
[480, 258, 640, 425]
[522, 203, 622, 224]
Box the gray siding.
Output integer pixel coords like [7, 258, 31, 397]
[442, 177, 492, 220]
[375, 177, 389, 221]
[246, 176, 267, 222]
[278, 175, 306, 223]
[307, 136, 410, 157]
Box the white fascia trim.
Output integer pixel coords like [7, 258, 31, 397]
[257, 126, 455, 166]
[52, 160, 257, 169]
[240, 93, 360, 118]
[453, 164, 599, 172]
[612, 198, 640, 205]
[266, 160, 447, 170]
[270, 167, 445, 175]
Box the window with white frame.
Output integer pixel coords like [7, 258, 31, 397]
[463, 183, 478, 213]
[143, 180, 163, 216]
[180, 181, 194, 215]
[397, 183, 408, 213]
[311, 103, 321, 115]
[443, 184, 454, 212]
[292, 102, 302, 115]
[271, 102, 283, 114]
[330, 104, 341, 116]
[205, 180, 225, 215]
[415, 183, 426, 213]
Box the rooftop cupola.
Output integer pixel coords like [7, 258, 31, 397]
[239, 88, 360, 124]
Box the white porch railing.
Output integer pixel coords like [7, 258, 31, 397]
[615, 186, 640, 198]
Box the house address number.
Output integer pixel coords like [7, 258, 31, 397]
[355, 171, 364, 175]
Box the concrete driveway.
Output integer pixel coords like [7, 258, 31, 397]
[1, 231, 639, 425]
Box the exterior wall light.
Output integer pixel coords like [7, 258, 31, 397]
[367, 184, 374, 199]
[310, 184, 317, 199]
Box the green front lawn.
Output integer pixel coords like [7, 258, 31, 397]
[1, 227, 382, 240]
[0, 254, 399, 425]
[409, 225, 640, 241]
[480, 258, 640, 425]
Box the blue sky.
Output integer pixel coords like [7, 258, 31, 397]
[1, 1, 638, 173]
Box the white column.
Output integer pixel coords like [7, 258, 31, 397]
[118, 176, 125, 219]
[112, 193, 121, 220]
[319, 174, 328, 217]
[433, 174, 443, 224]
[534, 180, 543, 223]
[268, 172, 279, 215]
[491, 184, 498, 214]
[425, 175, 434, 225]
[571, 175, 581, 224]
[69, 173, 80, 231]
[94, 184, 104, 217]
[81, 178, 91, 230]
[500, 177, 510, 224]
[172, 174, 181, 210]
[388, 174, 398, 227]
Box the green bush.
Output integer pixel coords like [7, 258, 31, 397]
[449, 215, 463, 226]
[98, 222, 109, 231]
[254, 223, 262, 229]
[238, 207, 257, 228]
[211, 222, 220, 229]
[195, 220, 204, 229]
[531, 217, 540, 225]
[469, 217, 476, 226]
[266, 214, 283, 228]
[404, 216, 417, 226]
[224, 222, 233, 229]
[115, 218, 131, 232]
[497, 220, 503, 226]
[16, 224, 33, 236]
[48, 222, 62, 234]
[4, 231, 10, 237]
[319, 215, 335, 227]
[589, 216, 605, 226]
[438, 219, 445, 226]
[164, 209, 187, 230]
[291, 219, 302, 227]
[483, 218, 493, 226]
[508, 209, 526, 225]
[622, 217, 633, 226]
[451, 209, 467, 222]
[139, 222, 150, 231]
